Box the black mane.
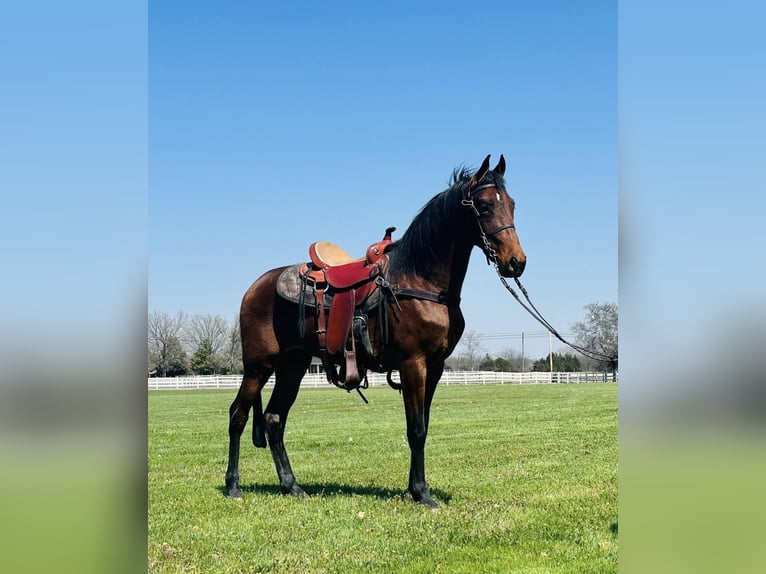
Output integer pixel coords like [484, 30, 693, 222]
[388, 166, 505, 279]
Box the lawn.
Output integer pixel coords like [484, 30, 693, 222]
[148, 383, 617, 573]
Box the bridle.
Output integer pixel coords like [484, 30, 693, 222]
[462, 181, 516, 265]
[463, 180, 617, 366]
[376, 173, 616, 382]
[460, 179, 617, 361]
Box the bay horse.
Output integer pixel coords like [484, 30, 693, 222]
[225, 154, 526, 507]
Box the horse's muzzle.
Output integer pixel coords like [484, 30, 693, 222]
[502, 256, 526, 278]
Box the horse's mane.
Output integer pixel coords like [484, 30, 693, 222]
[388, 166, 505, 279]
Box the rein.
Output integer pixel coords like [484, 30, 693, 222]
[379, 176, 615, 381]
[465, 181, 616, 366]
[493, 262, 616, 365]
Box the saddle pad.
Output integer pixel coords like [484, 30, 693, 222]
[276, 264, 382, 312]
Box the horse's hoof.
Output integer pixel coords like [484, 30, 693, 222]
[411, 488, 439, 508]
[282, 484, 307, 498]
[225, 477, 242, 499]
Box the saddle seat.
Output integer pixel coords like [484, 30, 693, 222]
[309, 230, 394, 289]
[305, 227, 396, 389]
[309, 242, 356, 266]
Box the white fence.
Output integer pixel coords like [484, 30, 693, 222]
[148, 371, 616, 390]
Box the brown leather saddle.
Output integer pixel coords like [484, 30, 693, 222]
[301, 227, 396, 389]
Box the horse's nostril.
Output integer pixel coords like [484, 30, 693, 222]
[510, 257, 526, 275]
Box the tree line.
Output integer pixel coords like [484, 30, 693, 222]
[444, 342, 587, 373]
[148, 311, 242, 377]
[148, 302, 617, 376]
[445, 301, 617, 373]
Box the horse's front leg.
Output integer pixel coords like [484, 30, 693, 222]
[400, 357, 441, 508]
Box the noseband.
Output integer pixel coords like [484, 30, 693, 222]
[462, 182, 515, 263]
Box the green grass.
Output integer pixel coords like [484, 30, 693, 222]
[149, 383, 617, 573]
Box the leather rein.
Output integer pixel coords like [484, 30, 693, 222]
[465, 185, 616, 365]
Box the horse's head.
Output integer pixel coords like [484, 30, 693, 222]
[464, 154, 526, 278]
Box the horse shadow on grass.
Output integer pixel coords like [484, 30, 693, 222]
[217, 482, 452, 505]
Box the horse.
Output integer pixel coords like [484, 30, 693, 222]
[225, 154, 526, 508]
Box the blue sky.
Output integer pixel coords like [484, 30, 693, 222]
[148, 1, 616, 359]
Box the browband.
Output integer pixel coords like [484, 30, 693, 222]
[467, 182, 499, 197]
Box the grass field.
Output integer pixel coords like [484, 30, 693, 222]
[148, 383, 617, 573]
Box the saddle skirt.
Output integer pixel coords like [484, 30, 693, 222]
[275, 264, 382, 312]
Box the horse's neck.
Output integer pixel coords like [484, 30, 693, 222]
[389, 190, 476, 298]
[395, 234, 474, 299]
[432, 240, 473, 298]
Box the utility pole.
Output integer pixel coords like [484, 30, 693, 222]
[548, 331, 554, 372]
[521, 332, 525, 372]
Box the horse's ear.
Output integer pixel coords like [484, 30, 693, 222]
[492, 154, 506, 176]
[470, 154, 491, 186]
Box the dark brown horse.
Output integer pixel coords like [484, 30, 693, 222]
[225, 154, 526, 507]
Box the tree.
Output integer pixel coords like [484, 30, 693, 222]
[477, 354, 514, 372]
[500, 347, 532, 372]
[478, 354, 495, 371]
[186, 314, 227, 355]
[531, 352, 582, 372]
[152, 335, 189, 377]
[454, 330, 485, 371]
[185, 313, 227, 374]
[571, 302, 618, 373]
[148, 310, 188, 377]
[492, 356, 513, 372]
[220, 314, 243, 375]
[190, 339, 222, 375]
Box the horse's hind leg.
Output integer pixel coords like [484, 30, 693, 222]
[251, 385, 267, 448]
[225, 368, 272, 498]
[265, 352, 311, 497]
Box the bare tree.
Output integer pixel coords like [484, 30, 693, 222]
[148, 310, 188, 376]
[571, 301, 618, 373]
[455, 330, 485, 371]
[186, 314, 228, 356]
[500, 347, 532, 372]
[221, 314, 243, 375]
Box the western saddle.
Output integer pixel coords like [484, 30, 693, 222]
[301, 227, 396, 389]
